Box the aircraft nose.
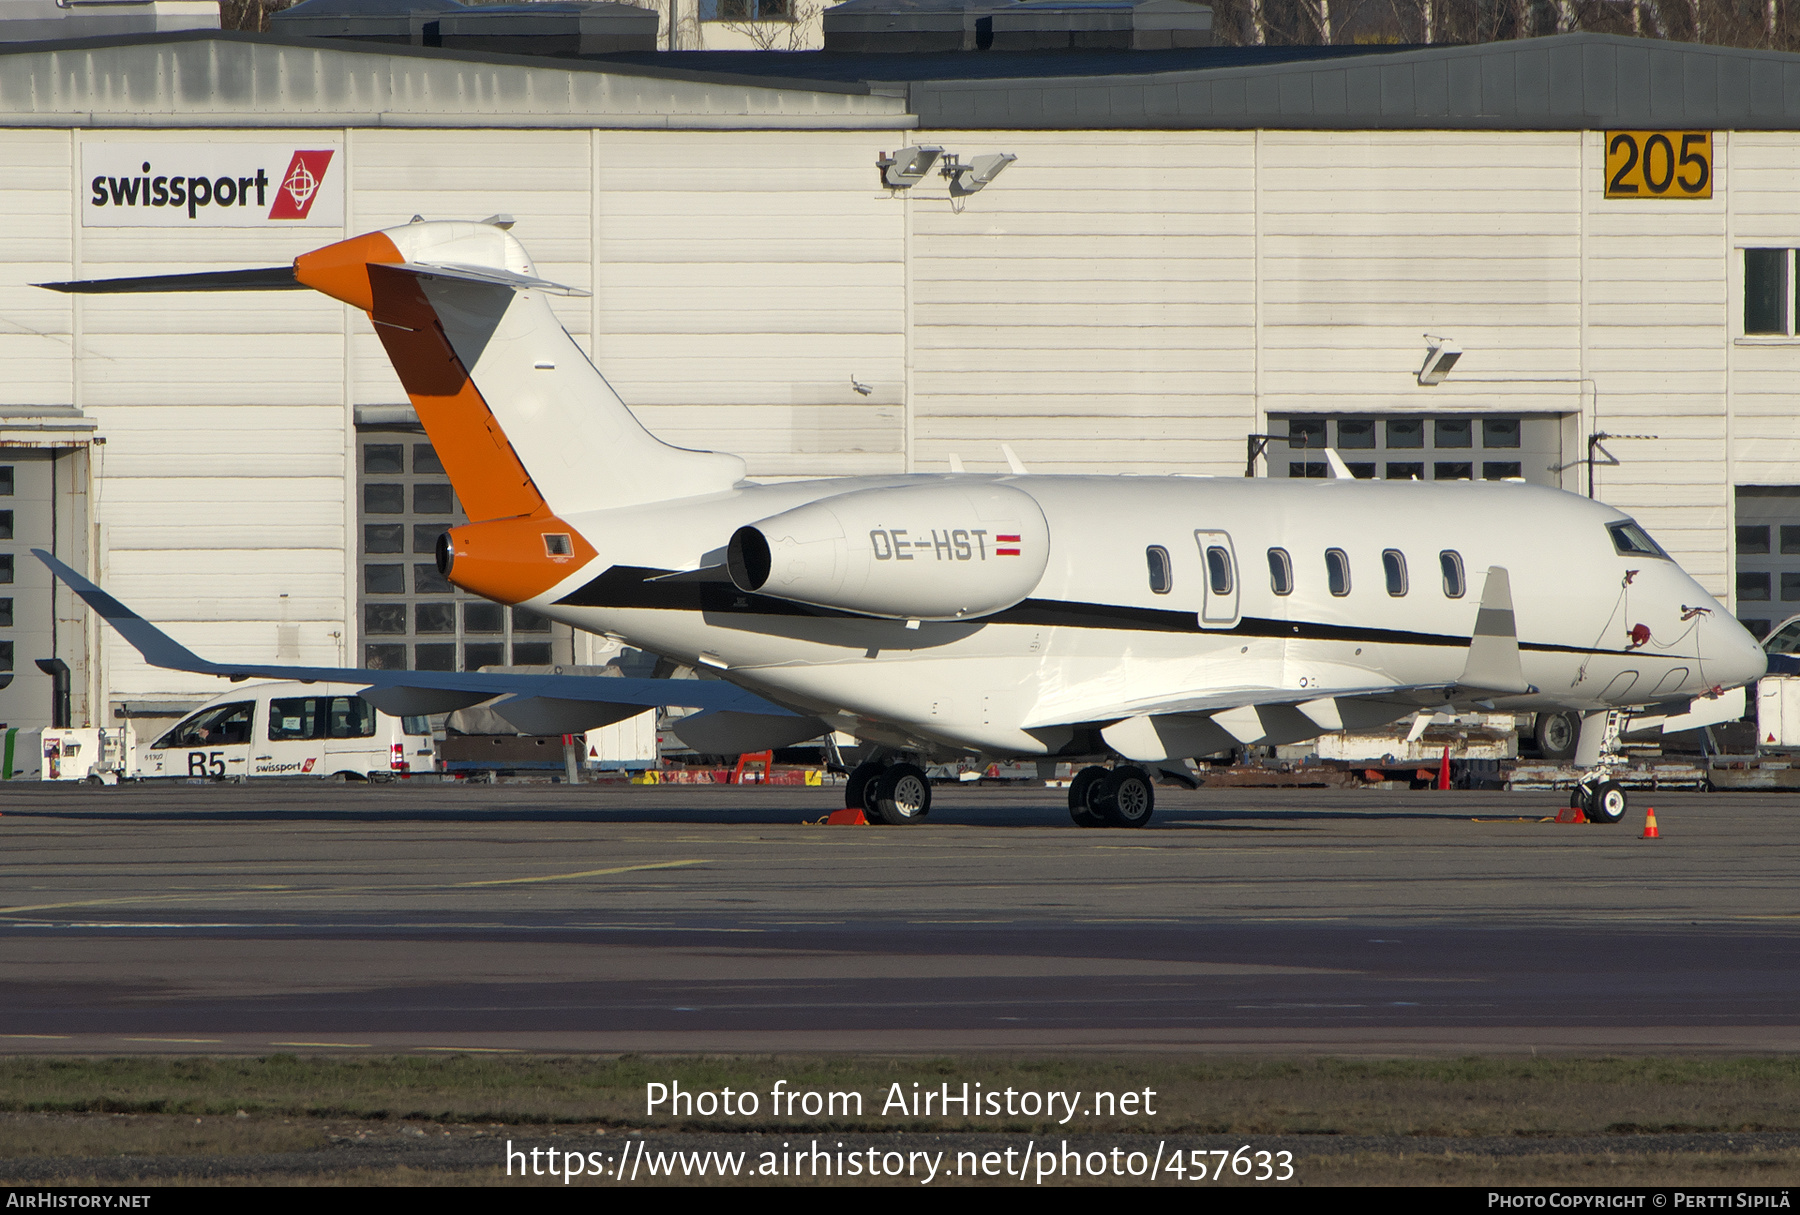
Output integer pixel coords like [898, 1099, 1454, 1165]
[1708, 612, 1768, 690]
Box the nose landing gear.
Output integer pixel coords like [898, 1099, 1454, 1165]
[1570, 776, 1628, 824]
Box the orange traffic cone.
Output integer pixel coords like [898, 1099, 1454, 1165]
[1641, 806, 1660, 839]
[1437, 746, 1451, 790]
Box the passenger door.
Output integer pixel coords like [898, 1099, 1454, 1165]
[256, 695, 328, 777]
[1193, 530, 1241, 629]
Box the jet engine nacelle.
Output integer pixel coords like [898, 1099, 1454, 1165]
[726, 482, 1050, 621]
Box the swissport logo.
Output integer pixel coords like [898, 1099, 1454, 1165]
[269, 151, 333, 220]
[81, 143, 343, 228]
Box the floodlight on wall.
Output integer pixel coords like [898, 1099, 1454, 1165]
[1418, 335, 1462, 386]
[877, 146, 942, 189]
[942, 152, 1017, 196]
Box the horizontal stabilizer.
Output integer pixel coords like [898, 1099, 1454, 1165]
[34, 549, 789, 718]
[389, 261, 591, 298]
[36, 267, 303, 294]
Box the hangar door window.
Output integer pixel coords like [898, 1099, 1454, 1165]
[356, 431, 574, 673]
[1744, 248, 1797, 335]
[1735, 486, 1800, 639]
[1267, 415, 1558, 486]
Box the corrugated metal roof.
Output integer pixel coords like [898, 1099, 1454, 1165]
[8, 30, 1800, 130]
[899, 34, 1800, 128]
[0, 30, 914, 128]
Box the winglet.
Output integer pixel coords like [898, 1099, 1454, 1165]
[1457, 566, 1534, 695]
[31, 549, 224, 675]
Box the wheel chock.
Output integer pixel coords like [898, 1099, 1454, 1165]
[826, 808, 868, 826]
[1641, 806, 1660, 839]
[1554, 805, 1587, 824]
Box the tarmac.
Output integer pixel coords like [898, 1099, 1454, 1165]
[0, 779, 1796, 1055]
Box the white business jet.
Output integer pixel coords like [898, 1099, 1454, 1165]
[39, 217, 1767, 828]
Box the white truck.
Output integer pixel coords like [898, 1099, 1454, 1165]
[132, 681, 436, 781]
[1757, 614, 1800, 751]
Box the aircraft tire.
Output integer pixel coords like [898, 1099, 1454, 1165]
[1586, 780, 1628, 825]
[1095, 765, 1155, 828]
[1535, 712, 1581, 762]
[871, 762, 930, 825]
[1068, 765, 1108, 828]
[844, 761, 884, 813]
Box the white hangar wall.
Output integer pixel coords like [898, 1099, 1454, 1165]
[906, 126, 1741, 596]
[0, 111, 1785, 718]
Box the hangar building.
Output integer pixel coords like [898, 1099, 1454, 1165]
[0, 23, 1796, 733]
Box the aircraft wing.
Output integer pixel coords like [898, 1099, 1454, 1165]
[34, 550, 794, 724]
[1023, 680, 1461, 731]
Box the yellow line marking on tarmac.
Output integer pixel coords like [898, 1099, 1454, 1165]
[271, 1042, 372, 1049]
[0, 860, 711, 914]
[122, 1038, 223, 1044]
[452, 859, 708, 888]
[417, 1046, 522, 1053]
[0, 1034, 70, 1040]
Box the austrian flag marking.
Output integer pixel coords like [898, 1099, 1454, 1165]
[997, 534, 1022, 556]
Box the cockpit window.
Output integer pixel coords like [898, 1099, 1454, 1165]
[1608, 520, 1668, 559]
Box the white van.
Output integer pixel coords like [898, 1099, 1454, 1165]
[135, 681, 436, 781]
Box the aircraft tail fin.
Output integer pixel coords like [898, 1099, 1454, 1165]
[296, 220, 745, 520]
[40, 218, 745, 522]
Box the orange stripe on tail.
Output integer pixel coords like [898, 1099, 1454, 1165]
[295, 232, 544, 525]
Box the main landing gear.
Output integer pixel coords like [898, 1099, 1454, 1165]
[1569, 776, 1628, 825]
[844, 760, 931, 825]
[1068, 764, 1155, 829]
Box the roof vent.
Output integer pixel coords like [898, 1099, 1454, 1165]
[822, 0, 1211, 52]
[272, 0, 660, 55]
[0, 0, 218, 43]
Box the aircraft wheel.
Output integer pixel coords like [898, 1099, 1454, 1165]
[1586, 780, 1628, 825]
[844, 761, 884, 813]
[870, 762, 930, 825]
[1068, 765, 1108, 828]
[1535, 712, 1581, 762]
[1095, 765, 1155, 828]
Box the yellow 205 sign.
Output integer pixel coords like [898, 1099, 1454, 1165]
[1605, 131, 1712, 198]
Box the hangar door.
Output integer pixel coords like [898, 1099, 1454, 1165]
[0, 446, 93, 731]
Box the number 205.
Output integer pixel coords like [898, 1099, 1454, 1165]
[1606, 130, 1712, 198]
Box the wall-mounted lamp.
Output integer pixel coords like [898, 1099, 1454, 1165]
[942, 152, 1017, 196]
[877, 146, 942, 189]
[1417, 335, 1462, 385]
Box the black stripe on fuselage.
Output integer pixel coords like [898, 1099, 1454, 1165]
[556, 565, 1665, 659]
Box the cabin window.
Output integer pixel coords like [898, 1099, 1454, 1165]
[1205, 546, 1234, 595]
[1440, 550, 1466, 598]
[328, 697, 378, 739]
[1145, 546, 1172, 594]
[1382, 549, 1408, 597]
[269, 697, 322, 741]
[1267, 548, 1293, 596]
[1325, 548, 1351, 597]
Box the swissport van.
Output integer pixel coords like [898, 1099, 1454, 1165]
[135, 681, 436, 780]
